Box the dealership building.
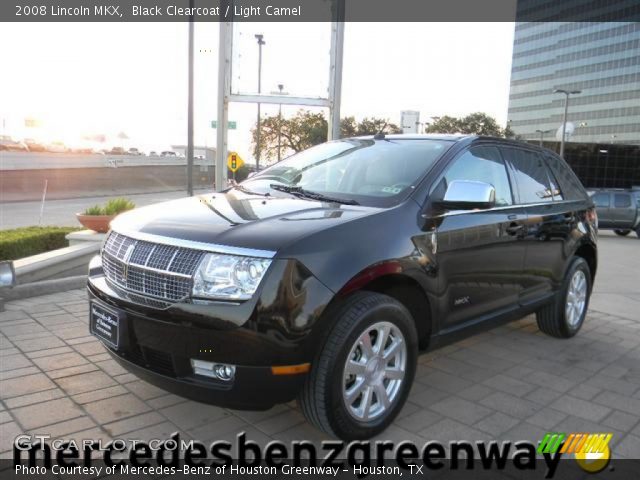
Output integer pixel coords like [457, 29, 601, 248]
[507, 18, 640, 188]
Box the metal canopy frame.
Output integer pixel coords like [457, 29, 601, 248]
[215, 2, 344, 190]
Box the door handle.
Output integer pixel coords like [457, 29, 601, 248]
[506, 223, 524, 236]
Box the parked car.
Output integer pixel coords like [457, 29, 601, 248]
[0, 135, 29, 152]
[88, 135, 597, 440]
[590, 188, 640, 237]
[148, 151, 158, 157]
[24, 138, 46, 152]
[128, 147, 143, 156]
[160, 150, 177, 157]
[108, 147, 127, 155]
[46, 141, 69, 153]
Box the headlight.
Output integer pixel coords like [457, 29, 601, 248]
[192, 253, 272, 300]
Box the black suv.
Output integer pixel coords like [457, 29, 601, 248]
[88, 135, 597, 440]
[590, 188, 640, 238]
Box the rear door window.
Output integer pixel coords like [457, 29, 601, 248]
[544, 153, 587, 201]
[500, 148, 556, 204]
[592, 193, 610, 207]
[614, 194, 631, 208]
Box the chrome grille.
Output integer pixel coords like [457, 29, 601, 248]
[102, 231, 205, 304]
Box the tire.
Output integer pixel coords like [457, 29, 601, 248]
[298, 291, 418, 440]
[536, 257, 591, 338]
[613, 229, 631, 236]
[636, 226, 640, 239]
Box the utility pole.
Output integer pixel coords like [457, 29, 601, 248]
[277, 84, 284, 161]
[186, 1, 195, 196]
[255, 34, 265, 171]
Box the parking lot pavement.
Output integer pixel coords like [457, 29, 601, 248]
[1, 235, 640, 459]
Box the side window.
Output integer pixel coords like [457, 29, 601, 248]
[501, 148, 555, 204]
[545, 162, 564, 201]
[592, 193, 610, 207]
[614, 194, 631, 208]
[440, 146, 513, 206]
[544, 153, 587, 201]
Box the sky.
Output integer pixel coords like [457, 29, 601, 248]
[0, 22, 514, 163]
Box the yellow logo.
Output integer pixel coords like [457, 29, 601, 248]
[575, 444, 611, 473]
[539, 432, 612, 474]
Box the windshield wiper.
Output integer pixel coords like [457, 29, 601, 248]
[232, 184, 271, 197]
[270, 184, 359, 205]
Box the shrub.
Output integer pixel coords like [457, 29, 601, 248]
[83, 205, 104, 215]
[82, 197, 135, 216]
[104, 198, 136, 215]
[0, 226, 81, 261]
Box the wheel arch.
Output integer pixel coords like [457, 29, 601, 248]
[574, 242, 597, 285]
[337, 271, 433, 350]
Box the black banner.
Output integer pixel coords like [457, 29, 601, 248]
[2, 0, 640, 22]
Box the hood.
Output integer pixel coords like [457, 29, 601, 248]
[109, 190, 381, 254]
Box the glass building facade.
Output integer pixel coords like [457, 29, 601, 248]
[508, 22, 639, 145]
[507, 17, 640, 188]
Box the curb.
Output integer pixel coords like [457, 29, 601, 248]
[0, 275, 86, 309]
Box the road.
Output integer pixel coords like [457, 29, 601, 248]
[0, 189, 211, 230]
[0, 152, 209, 170]
[589, 229, 640, 320]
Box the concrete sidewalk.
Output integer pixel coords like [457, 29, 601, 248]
[1, 234, 639, 459]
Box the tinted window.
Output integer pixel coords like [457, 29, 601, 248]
[546, 168, 563, 201]
[614, 194, 631, 208]
[440, 146, 513, 206]
[592, 193, 610, 207]
[544, 153, 587, 201]
[244, 139, 452, 207]
[501, 148, 555, 204]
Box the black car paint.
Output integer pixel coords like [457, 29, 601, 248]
[88, 135, 598, 409]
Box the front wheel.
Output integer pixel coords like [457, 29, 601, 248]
[537, 257, 591, 338]
[613, 229, 631, 236]
[298, 291, 417, 440]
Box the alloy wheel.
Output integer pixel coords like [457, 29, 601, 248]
[342, 321, 407, 421]
[566, 270, 587, 327]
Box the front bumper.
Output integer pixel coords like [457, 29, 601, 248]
[87, 254, 335, 409]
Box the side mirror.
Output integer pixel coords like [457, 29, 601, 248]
[436, 180, 496, 211]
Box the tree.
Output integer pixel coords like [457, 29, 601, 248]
[251, 111, 401, 163]
[251, 110, 327, 162]
[342, 116, 402, 136]
[425, 112, 512, 137]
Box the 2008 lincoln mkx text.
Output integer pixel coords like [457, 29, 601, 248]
[88, 134, 597, 440]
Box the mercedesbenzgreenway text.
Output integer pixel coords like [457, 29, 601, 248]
[14, 432, 567, 478]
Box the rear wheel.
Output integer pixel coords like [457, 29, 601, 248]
[537, 257, 591, 338]
[298, 291, 417, 440]
[613, 229, 631, 236]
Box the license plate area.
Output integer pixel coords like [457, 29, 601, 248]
[90, 301, 122, 349]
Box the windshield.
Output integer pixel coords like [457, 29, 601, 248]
[241, 139, 453, 207]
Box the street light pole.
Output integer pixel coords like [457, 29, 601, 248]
[535, 129, 552, 147]
[255, 34, 265, 171]
[553, 88, 581, 158]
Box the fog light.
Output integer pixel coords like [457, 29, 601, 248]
[214, 364, 235, 380]
[191, 359, 235, 381]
